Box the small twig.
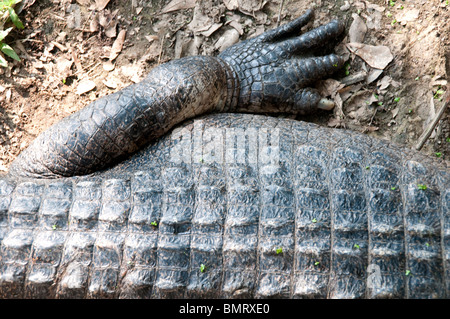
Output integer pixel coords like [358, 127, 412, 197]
[276, 0, 285, 27]
[415, 92, 450, 151]
[78, 10, 95, 35]
[157, 36, 165, 65]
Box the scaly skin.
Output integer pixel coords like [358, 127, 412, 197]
[0, 10, 449, 299]
[9, 9, 345, 179]
[0, 114, 449, 299]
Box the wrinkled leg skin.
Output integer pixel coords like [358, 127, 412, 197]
[9, 9, 345, 179]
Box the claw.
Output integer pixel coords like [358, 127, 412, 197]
[317, 98, 335, 110]
[261, 9, 315, 42]
[282, 19, 345, 54]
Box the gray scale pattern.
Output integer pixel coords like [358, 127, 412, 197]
[0, 113, 448, 298]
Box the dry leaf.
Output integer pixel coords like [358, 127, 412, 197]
[215, 28, 240, 52]
[317, 79, 345, 98]
[109, 29, 126, 61]
[363, 0, 385, 12]
[145, 35, 159, 43]
[223, 0, 239, 10]
[327, 117, 345, 128]
[76, 79, 96, 95]
[396, 8, 420, 25]
[103, 60, 115, 71]
[160, 0, 196, 14]
[103, 78, 118, 89]
[340, 1, 351, 11]
[366, 68, 383, 84]
[348, 13, 367, 43]
[228, 20, 244, 35]
[55, 57, 73, 79]
[377, 75, 392, 91]
[201, 23, 223, 37]
[76, 0, 91, 6]
[346, 43, 393, 69]
[96, 0, 110, 10]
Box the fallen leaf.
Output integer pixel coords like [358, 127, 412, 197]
[145, 35, 159, 43]
[55, 57, 73, 79]
[348, 13, 367, 43]
[105, 23, 117, 38]
[96, 0, 110, 10]
[103, 78, 118, 89]
[366, 68, 383, 84]
[391, 106, 399, 118]
[109, 29, 126, 61]
[346, 42, 393, 69]
[396, 8, 420, 25]
[90, 16, 100, 32]
[361, 10, 382, 30]
[160, 0, 196, 14]
[235, 0, 268, 14]
[103, 60, 115, 71]
[223, 0, 239, 10]
[363, 0, 385, 12]
[327, 117, 345, 128]
[228, 20, 244, 35]
[364, 126, 379, 132]
[76, 79, 96, 95]
[201, 23, 223, 37]
[76, 0, 91, 6]
[317, 79, 345, 98]
[215, 28, 240, 52]
[340, 1, 351, 11]
[377, 75, 392, 91]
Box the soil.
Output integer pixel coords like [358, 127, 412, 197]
[0, 0, 449, 173]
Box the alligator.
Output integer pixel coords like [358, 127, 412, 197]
[0, 10, 449, 299]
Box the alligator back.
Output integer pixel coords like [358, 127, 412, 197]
[0, 113, 448, 299]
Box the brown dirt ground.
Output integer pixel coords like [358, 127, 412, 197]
[0, 0, 449, 173]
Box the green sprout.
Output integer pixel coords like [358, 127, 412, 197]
[415, 76, 420, 81]
[365, 166, 370, 170]
[344, 63, 350, 76]
[405, 270, 411, 276]
[51, 224, 58, 230]
[312, 218, 317, 223]
[151, 221, 158, 227]
[417, 184, 427, 190]
[353, 243, 360, 250]
[447, 137, 450, 143]
[391, 186, 397, 191]
[391, 19, 397, 26]
[433, 89, 445, 101]
[394, 97, 400, 102]
[0, 0, 24, 67]
[276, 247, 283, 255]
[200, 264, 206, 273]
[389, 0, 395, 6]
[314, 261, 320, 266]
[435, 152, 442, 157]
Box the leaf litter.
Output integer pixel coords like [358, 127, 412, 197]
[0, 0, 449, 172]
